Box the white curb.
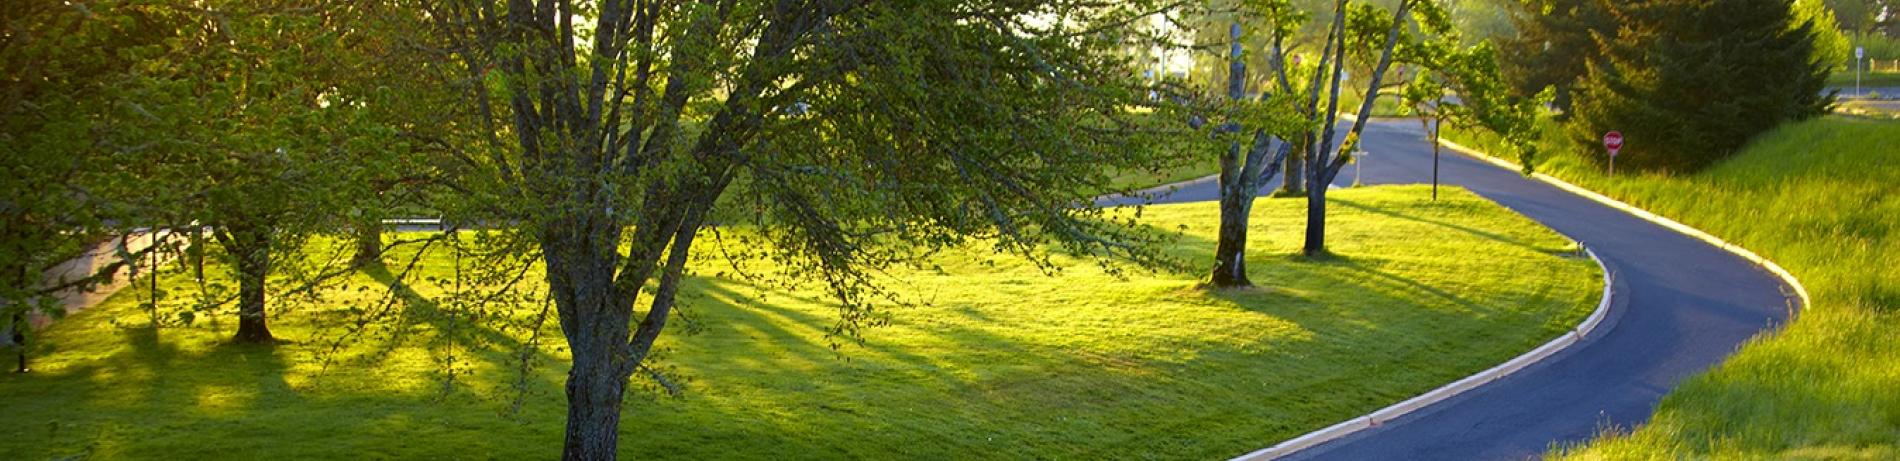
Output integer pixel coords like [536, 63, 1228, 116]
[1230, 247, 1614, 461]
[1229, 129, 1815, 460]
[1435, 138, 1812, 310]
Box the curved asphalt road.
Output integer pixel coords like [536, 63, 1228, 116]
[1104, 120, 1798, 460]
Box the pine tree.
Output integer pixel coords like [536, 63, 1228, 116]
[1499, 0, 1614, 111]
[1568, 0, 1833, 173]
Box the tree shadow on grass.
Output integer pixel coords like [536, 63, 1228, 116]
[0, 192, 1598, 459]
[334, 263, 553, 373]
[667, 279, 1047, 389]
[625, 276, 1191, 457]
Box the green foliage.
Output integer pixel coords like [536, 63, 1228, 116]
[1823, 0, 1886, 35]
[0, 187, 1601, 459]
[1498, 0, 1614, 110]
[1403, 39, 1553, 170]
[432, 1, 1205, 455]
[1446, 0, 1515, 44]
[0, 1, 146, 322]
[1567, 0, 1833, 173]
[3, 1, 459, 342]
[1797, 0, 1854, 68]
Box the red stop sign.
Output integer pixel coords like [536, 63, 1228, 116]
[1604, 131, 1624, 157]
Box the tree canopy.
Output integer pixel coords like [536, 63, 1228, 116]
[424, 1, 1184, 458]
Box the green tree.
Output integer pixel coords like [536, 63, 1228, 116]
[1179, 1, 1315, 287]
[1498, 0, 1613, 111]
[434, 1, 1175, 458]
[1798, 0, 1853, 68]
[0, 0, 164, 360]
[1297, 0, 1457, 256]
[1823, 0, 1877, 35]
[1403, 39, 1549, 187]
[1568, 0, 1833, 173]
[88, 1, 419, 342]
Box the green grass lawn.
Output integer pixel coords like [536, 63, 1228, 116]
[1827, 70, 1900, 88]
[0, 186, 1600, 460]
[1104, 154, 1220, 192]
[1447, 116, 1900, 459]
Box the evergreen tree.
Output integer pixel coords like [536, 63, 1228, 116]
[1568, 0, 1833, 173]
[1499, 0, 1613, 111]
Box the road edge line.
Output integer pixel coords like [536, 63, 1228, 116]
[1435, 138, 1812, 311]
[1230, 247, 1614, 461]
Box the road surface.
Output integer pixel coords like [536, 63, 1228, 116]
[1106, 119, 1797, 460]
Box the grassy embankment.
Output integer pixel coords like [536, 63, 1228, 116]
[1446, 115, 1900, 459]
[0, 186, 1598, 459]
[1826, 71, 1900, 88]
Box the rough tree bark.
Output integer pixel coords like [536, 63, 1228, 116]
[546, 232, 633, 460]
[1210, 23, 1296, 287]
[1211, 143, 1253, 286]
[352, 219, 382, 267]
[216, 222, 275, 343]
[1280, 144, 1305, 195]
[1211, 25, 1254, 287]
[3, 260, 27, 372]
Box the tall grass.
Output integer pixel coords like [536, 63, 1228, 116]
[1448, 116, 1900, 458]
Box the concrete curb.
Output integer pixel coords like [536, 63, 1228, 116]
[1434, 138, 1812, 311]
[1232, 118, 1810, 460]
[1230, 247, 1614, 461]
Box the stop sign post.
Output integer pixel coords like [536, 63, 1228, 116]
[1604, 131, 1624, 176]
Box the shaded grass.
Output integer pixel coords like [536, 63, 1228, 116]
[0, 186, 1599, 459]
[1448, 116, 1900, 458]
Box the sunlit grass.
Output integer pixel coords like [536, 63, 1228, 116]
[1448, 116, 1900, 458]
[1104, 153, 1221, 192]
[1826, 70, 1900, 88]
[0, 185, 1598, 459]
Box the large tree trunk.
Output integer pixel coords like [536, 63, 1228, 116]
[1210, 23, 1254, 287]
[1303, 181, 1328, 257]
[225, 225, 274, 343]
[561, 331, 628, 461]
[4, 259, 27, 372]
[1281, 145, 1305, 195]
[1211, 187, 1253, 286]
[1211, 139, 1249, 286]
[352, 219, 382, 267]
[543, 222, 638, 461]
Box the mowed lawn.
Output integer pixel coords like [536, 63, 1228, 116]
[0, 185, 1600, 460]
[1451, 116, 1900, 458]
